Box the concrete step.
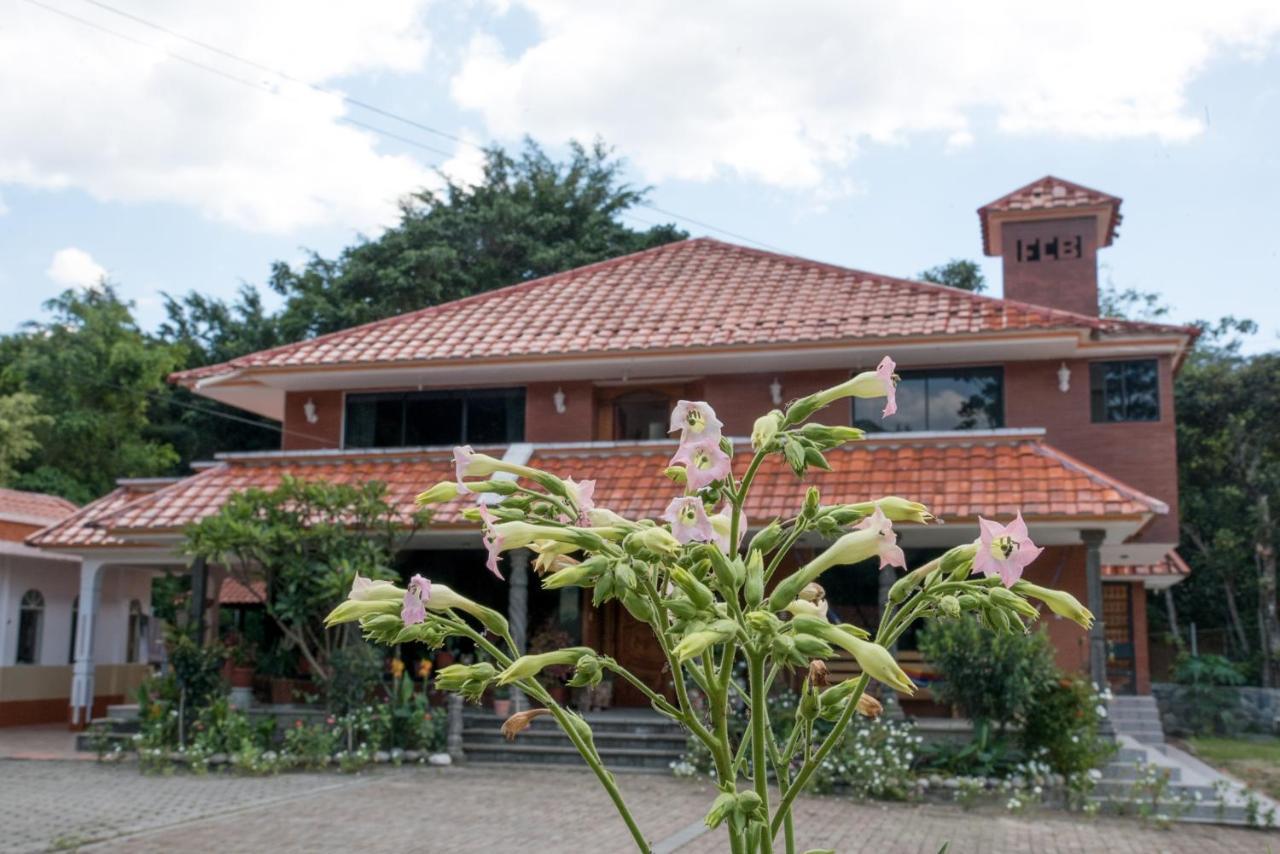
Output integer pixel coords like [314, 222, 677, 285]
[1089, 796, 1255, 825]
[1101, 762, 1182, 783]
[463, 727, 686, 752]
[106, 704, 140, 721]
[463, 742, 679, 771]
[462, 711, 684, 736]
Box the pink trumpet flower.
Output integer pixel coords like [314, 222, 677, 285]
[669, 401, 723, 443]
[662, 496, 717, 545]
[401, 573, 431, 625]
[479, 506, 506, 580]
[670, 438, 732, 490]
[974, 512, 1044, 587]
[855, 506, 906, 569]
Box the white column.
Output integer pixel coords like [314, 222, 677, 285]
[1082, 530, 1107, 690]
[70, 558, 105, 726]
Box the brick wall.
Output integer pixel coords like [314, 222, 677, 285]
[0, 521, 41, 543]
[1005, 356, 1178, 543]
[526, 381, 595, 443]
[1023, 545, 1091, 676]
[701, 370, 851, 435]
[281, 391, 344, 451]
[1000, 216, 1099, 316]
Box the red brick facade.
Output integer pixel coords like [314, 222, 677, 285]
[1005, 356, 1178, 542]
[999, 217, 1100, 316]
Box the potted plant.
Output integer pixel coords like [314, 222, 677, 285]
[491, 684, 512, 718]
[225, 634, 255, 689]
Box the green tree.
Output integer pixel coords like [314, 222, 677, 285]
[0, 392, 51, 486]
[267, 138, 686, 338]
[919, 259, 986, 293]
[0, 286, 179, 503]
[183, 476, 419, 680]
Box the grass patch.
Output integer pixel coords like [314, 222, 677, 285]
[1186, 735, 1280, 800]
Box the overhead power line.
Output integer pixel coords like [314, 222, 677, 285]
[27, 0, 787, 253]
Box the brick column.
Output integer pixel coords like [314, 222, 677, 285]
[1082, 530, 1107, 689]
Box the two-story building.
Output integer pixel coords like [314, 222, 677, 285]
[31, 177, 1196, 722]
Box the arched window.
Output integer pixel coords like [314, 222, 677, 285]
[16, 590, 44, 665]
[68, 595, 79, 664]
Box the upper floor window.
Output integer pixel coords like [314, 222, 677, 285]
[612, 391, 671, 440]
[1090, 360, 1160, 423]
[853, 367, 1004, 433]
[344, 388, 525, 448]
[17, 589, 44, 665]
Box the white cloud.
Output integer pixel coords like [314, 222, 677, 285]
[452, 1, 1280, 190]
[0, 1, 439, 234]
[46, 247, 107, 288]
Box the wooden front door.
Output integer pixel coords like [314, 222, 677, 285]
[1104, 583, 1137, 695]
[604, 602, 673, 707]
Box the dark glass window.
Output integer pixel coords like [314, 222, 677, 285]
[613, 391, 671, 441]
[1090, 360, 1160, 423]
[853, 367, 1003, 432]
[344, 388, 524, 448]
[17, 589, 43, 665]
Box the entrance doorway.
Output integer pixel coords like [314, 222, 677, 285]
[600, 602, 673, 707]
[1104, 582, 1137, 695]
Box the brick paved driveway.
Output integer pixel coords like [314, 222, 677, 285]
[2, 760, 1276, 853]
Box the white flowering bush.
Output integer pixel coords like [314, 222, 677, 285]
[327, 357, 1095, 853]
[808, 717, 922, 800]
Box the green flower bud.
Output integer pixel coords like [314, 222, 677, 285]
[744, 550, 765, 606]
[941, 544, 978, 580]
[624, 526, 682, 559]
[566, 654, 603, 688]
[748, 519, 784, 555]
[791, 618, 914, 694]
[704, 792, 737, 830]
[848, 497, 932, 525]
[663, 596, 700, 620]
[673, 619, 738, 662]
[620, 591, 655, 624]
[664, 465, 688, 485]
[939, 595, 961, 618]
[434, 662, 497, 702]
[793, 634, 835, 658]
[988, 587, 1039, 620]
[804, 486, 821, 516]
[542, 555, 609, 590]
[415, 481, 460, 505]
[497, 648, 596, 686]
[744, 609, 783, 636]
[1013, 581, 1095, 629]
[751, 412, 782, 451]
[670, 566, 715, 610]
[798, 683, 819, 722]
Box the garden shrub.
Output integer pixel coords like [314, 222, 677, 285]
[1171, 653, 1246, 735]
[918, 617, 1058, 733]
[1020, 676, 1113, 775]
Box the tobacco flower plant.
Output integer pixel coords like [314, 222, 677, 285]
[330, 361, 1093, 854]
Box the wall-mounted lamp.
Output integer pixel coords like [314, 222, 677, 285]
[769, 377, 783, 406]
[303, 397, 319, 424]
[1056, 363, 1071, 394]
[553, 387, 567, 415]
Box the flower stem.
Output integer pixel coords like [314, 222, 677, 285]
[449, 621, 653, 853]
[748, 652, 773, 854]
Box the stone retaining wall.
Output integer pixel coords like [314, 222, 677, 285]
[1152, 683, 1280, 735]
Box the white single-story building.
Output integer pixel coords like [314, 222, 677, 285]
[0, 487, 155, 726]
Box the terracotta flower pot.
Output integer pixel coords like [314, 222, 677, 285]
[229, 666, 255, 689]
[492, 698, 512, 717]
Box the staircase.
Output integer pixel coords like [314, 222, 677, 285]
[461, 708, 686, 772]
[1106, 694, 1165, 744]
[75, 704, 140, 752]
[1091, 735, 1278, 826]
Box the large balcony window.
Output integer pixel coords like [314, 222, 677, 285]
[853, 367, 1004, 433]
[344, 388, 525, 448]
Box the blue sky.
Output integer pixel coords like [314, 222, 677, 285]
[3, 1, 1278, 352]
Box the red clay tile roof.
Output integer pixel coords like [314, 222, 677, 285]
[219, 576, 267, 605]
[979, 176, 1122, 253]
[1104, 550, 1190, 581]
[172, 238, 1185, 385]
[26, 480, 180, 549]
[0, 488, 77, 526]
[39, 434, 1163, 546]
